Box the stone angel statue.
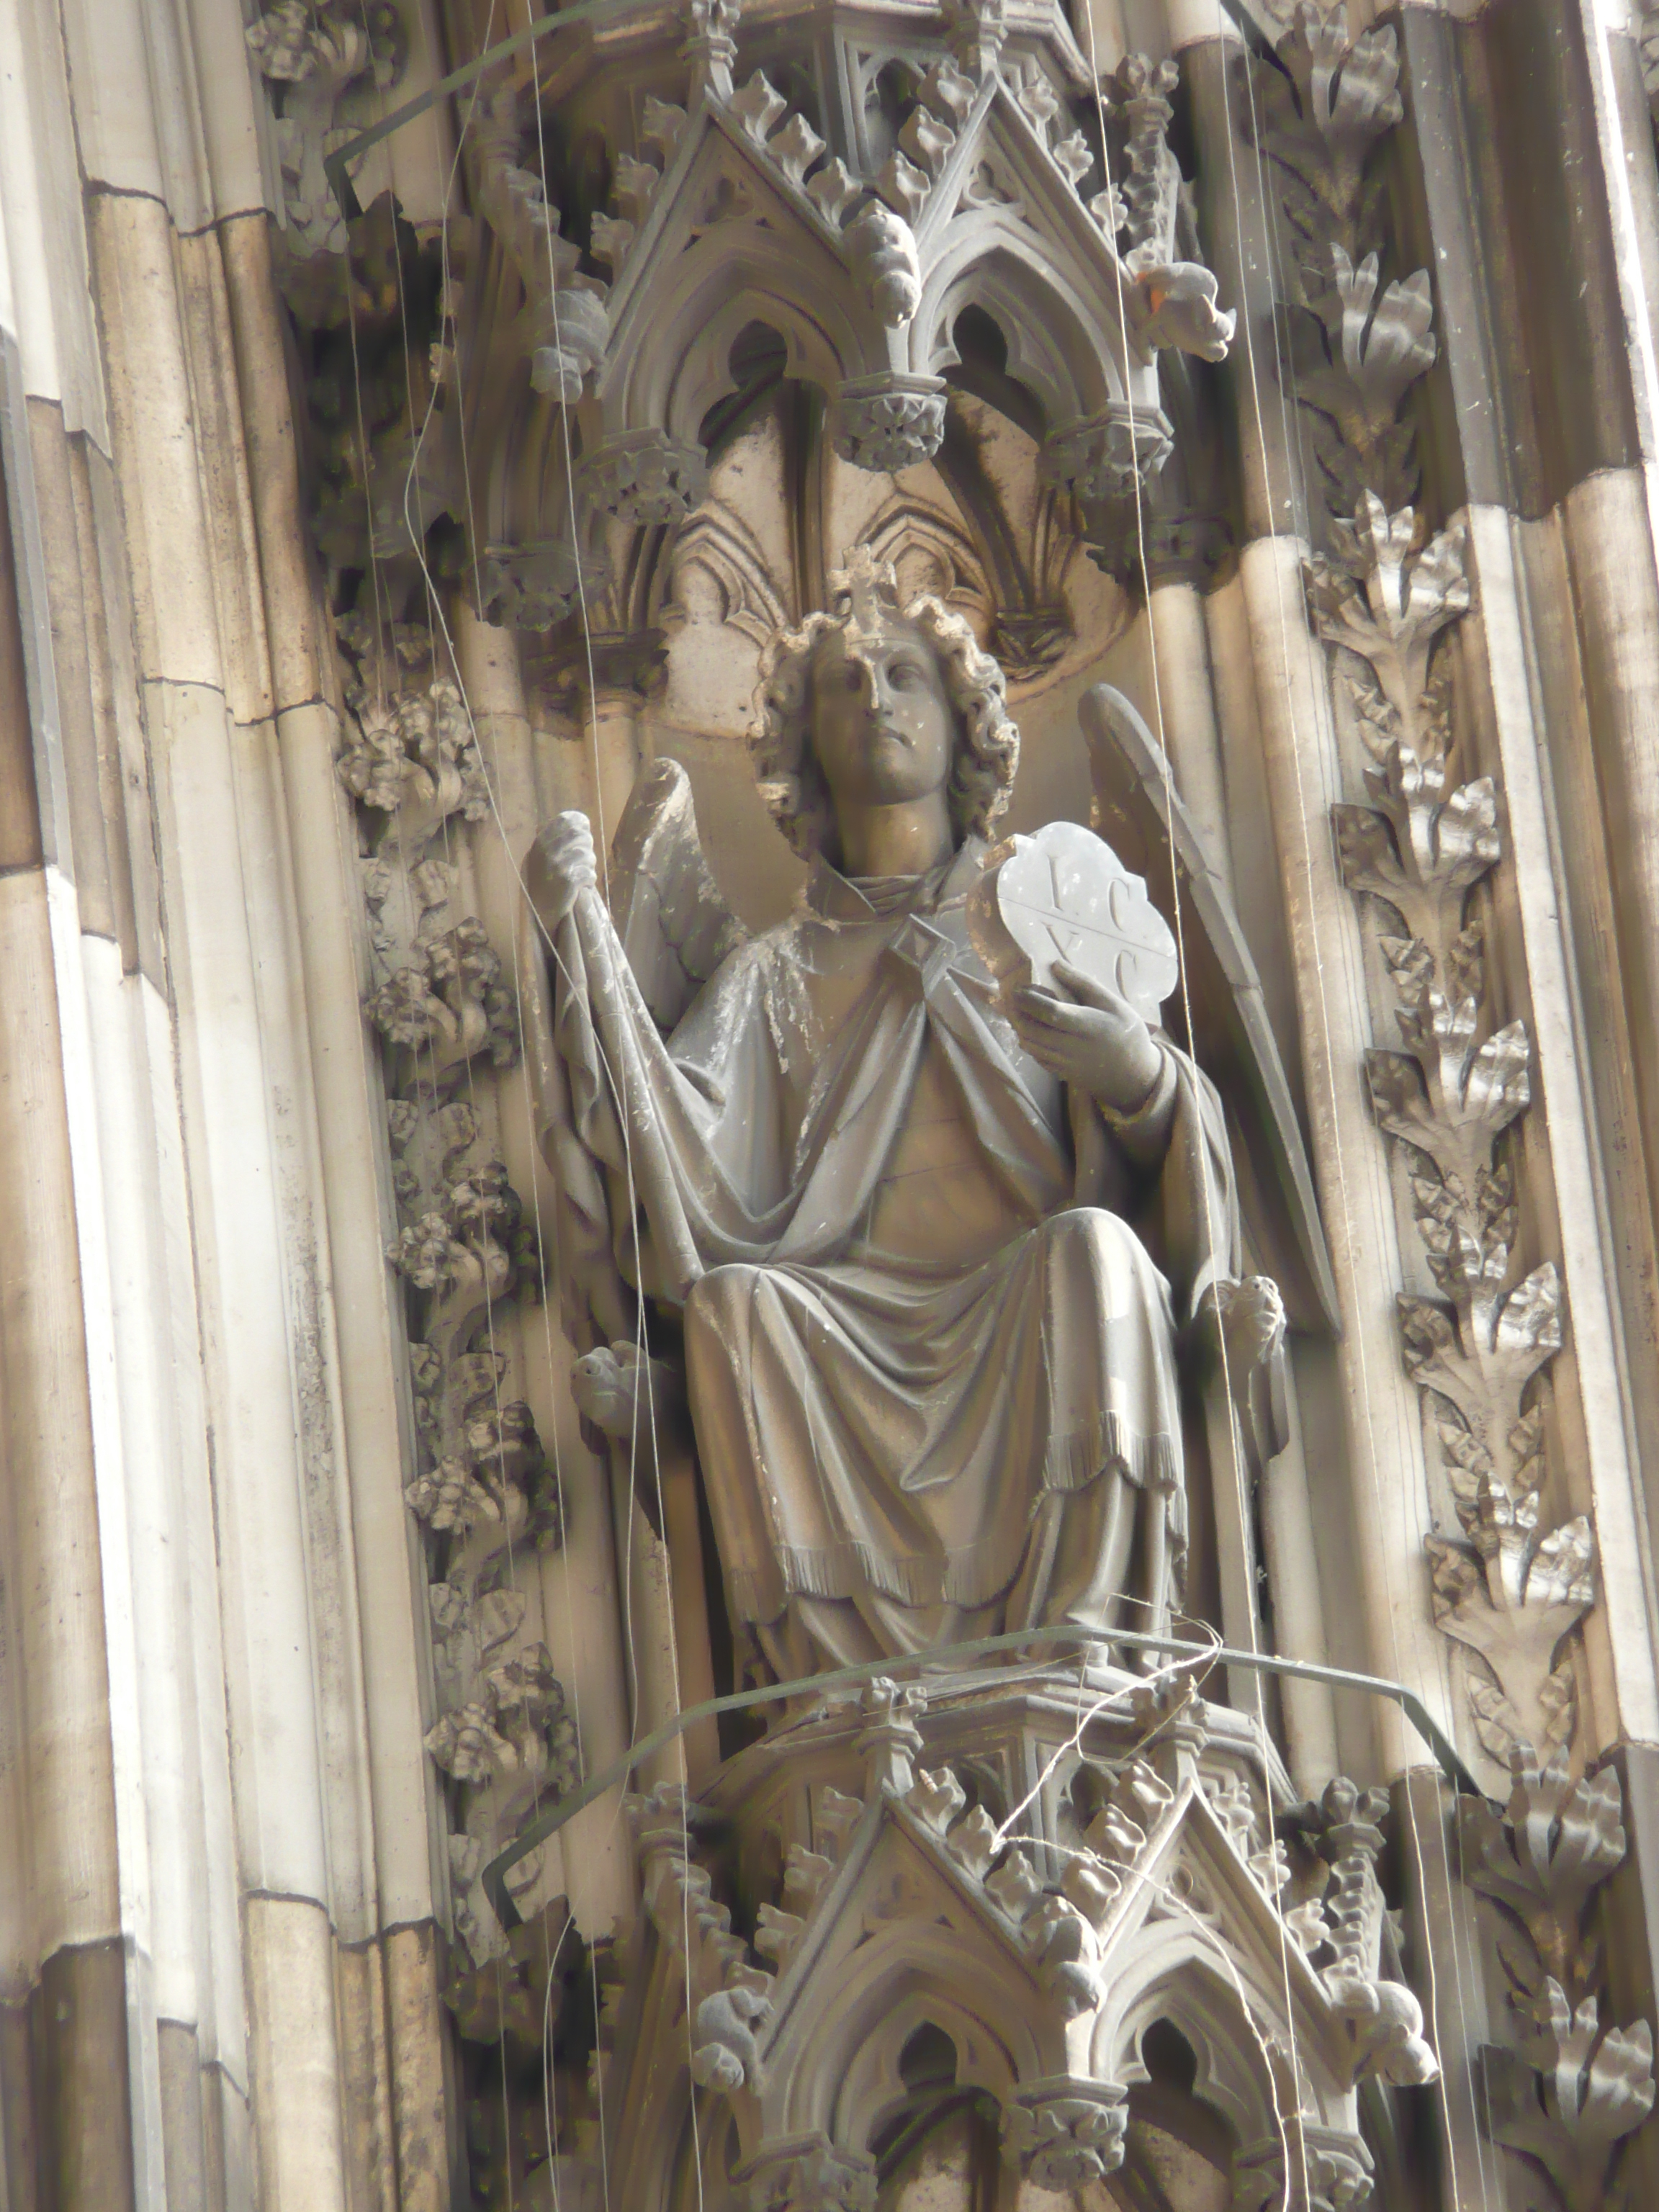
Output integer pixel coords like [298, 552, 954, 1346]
[522, 551, 1334, 1687]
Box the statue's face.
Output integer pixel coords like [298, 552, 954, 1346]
[808, 620, 957, 824]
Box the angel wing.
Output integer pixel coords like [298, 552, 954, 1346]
[1079, 684, 1340, 1337]
[521, 756, 748, 1359]
[608, 757, 749, 1035]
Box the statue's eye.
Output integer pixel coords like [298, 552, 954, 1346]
[889, 660, 920, 688]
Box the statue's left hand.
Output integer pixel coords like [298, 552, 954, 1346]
[525, 809, 598, 933]
[1010, 958, 1166, 1116]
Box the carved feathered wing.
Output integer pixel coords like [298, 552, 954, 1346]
[1080, 685, 1340, 1336]
[608, 757, 749, 1034]
[520, 756, 748, 1362]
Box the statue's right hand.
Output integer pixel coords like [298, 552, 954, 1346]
[526, 810, 598, 929]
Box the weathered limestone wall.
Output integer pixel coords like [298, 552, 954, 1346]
[6, 0, 1659, 2203]
[0, 0, 461, 2203]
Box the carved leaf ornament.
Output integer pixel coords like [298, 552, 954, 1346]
[1246, 6, 1651, 2195]
[323, 622, 572, 1991]
[1251, 0, 1598, 1775]
[1462, 1751, 1656, 2208]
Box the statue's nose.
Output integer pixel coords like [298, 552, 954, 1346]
[849, 655, 882, 710]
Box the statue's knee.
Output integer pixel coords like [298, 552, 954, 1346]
[1042, 1204, 1125, 1257]
[686, 1264, 760, 1347]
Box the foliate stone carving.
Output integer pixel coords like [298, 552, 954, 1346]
[735, 2137, 877, 2212]
[336, 676, 488, 841]
[1245, 1, 1431, 515]
[1460, 1750, 1656, 2210]
[1040, 404, 1174, 503]
[331, 619, 568, 1969]
[280, 197, 452, 580]
[830, 374, 948, 472]
[367, 914, 516, 1077]
[1235, 2123, 1375, 2212]
[1310, 493, 1593, 1763]
[576, 428, 710, 525]
[729, 69, 788, 145]
[246, 1, 406, 256]
[1001, 2078, 1128, 2188]
[1256, 3, 1596, 1768]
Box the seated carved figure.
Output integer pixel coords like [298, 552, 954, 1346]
[526, 552, 1282, 1686]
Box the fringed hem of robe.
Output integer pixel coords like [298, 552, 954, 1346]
[725, 1408, 1182, 1619]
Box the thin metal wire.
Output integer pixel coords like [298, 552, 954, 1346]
[1076, 18, 1314, 2203]
[481, 1621, 1484, 1925]
[356, 19, 1494, 2206]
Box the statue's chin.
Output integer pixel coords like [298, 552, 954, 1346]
[830, 760, 951, 815]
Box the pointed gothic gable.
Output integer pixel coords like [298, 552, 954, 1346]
[449, 0, 1233, 607]
[593, 1683, 1437, 2208]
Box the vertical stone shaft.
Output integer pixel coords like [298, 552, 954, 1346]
[0, 367, 134, 2212]
[1180, 20, 1455, 1782]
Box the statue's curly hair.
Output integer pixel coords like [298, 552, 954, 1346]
[750, 556, 1020, 863]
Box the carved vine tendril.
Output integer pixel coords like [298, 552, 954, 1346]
[333, 617, 575, 1992]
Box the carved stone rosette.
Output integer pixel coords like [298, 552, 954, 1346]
[1040, 403, 1175, 505]
[830, 374, 949, 473]
[1234, 2124, 1376, 2212]
[1000, 2077, 1129, 2188]
[575, 428, 711, 527]
[1251, 0, 1596, 1773]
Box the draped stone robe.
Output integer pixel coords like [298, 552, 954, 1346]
[546, 837, 1238, 1678]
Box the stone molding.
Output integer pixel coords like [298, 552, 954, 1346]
[1252, 0, 1598, 1774]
